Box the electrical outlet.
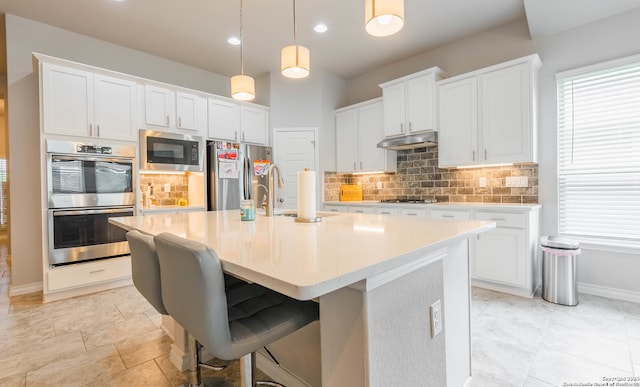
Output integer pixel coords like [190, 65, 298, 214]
[164, 183, 171, 192]
[430, 300, 443, 338]
[505, 176, 528, 188]
[377, 182, 383, 189]
[479, 177, 487, 188]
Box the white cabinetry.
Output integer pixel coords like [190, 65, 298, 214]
[437, 55, 540, 168]
[380, 67, 446, 138]
[208, 98, 269, 145]
[41, 62, 137, 141]
[144, 85, 207, 136]
[336, 99, 396, 174]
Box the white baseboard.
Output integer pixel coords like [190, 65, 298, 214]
[578, 282, 640, 303]
[169, 343, 189, 372]
[42, 278, 132, 303]
[470, 279, 534, 298]
[463, 376, 473, 387]
[9, 281, 43, 296]
[256, 351, 311, 387]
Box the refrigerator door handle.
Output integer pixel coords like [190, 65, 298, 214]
[243, 156, 251, 200]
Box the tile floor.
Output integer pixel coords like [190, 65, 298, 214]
[1, 230, 639, 386]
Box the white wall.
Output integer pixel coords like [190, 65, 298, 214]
[4, 14, 231, 288]
[346, 11, 640, 297]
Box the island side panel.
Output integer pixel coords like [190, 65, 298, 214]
[319, 253, 447, 386]
[443, 238, 472, 386]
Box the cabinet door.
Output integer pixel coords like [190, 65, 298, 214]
[481, 62, 532, 164]
[336, 109, 358, 173]
[145, 85, 173, 128]
[357, 102, 386, 172]
[42, 63, 93, 137]
[382, 83, 405, 137]
[430, 209, 470, 220]
[473, 228, 526, 288]
[208, 98, 239, 141]
[375, 207, 400, 216]
[406, 74, 435, 133]
[94, 74, 137, 141]
[348, 206, 375, 214]
[240, 106, 268, 145]
[437, 77, 478, 167]
[176, 91, 207, 135]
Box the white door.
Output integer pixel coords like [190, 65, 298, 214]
[176, 91, 207, 135]
[42, 63, 93, 137]
[94, 74, 137, 141]
[208, 98, 239, 141]
[273, 129, 317, 210]
[437, 77, 478, 167]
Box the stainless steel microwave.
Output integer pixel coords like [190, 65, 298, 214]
[139, 129, 205, 172]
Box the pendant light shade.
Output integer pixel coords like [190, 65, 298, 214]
[231, 0, 255, 101]
[281, 45, 310, 79]
[231, 75, 255, 101]
[281, 0, 310, 79]
[365, 0, 404, 37]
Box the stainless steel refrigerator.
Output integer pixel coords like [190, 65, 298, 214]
[207, 141, 272, 211]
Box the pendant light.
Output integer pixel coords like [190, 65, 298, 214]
[365, 0, 404, 37]
[281, 0, 310, 79]
[231, 0, 255, 101]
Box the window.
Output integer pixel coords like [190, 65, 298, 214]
[557, 55, 640, 249]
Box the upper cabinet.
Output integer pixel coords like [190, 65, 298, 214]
[144, 85, 207, 136]
[380, 67, 446, 138]
[208, 97, 269, 145]
[41, 62, 137, 142]
[336, 99, 396, 174]
[437, 54, 541, 168]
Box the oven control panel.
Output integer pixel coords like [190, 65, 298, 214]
[76, 144, 112, 154]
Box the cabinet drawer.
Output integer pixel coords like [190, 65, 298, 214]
[348, 206, 375, 214]
[430, 209, 470, 220]
[324, 205, 347, 213]
[475, 211, 525, 229]
[376, 207, 400, 216]
[401, 208, 427, 217]
[47, 256, 131, 291]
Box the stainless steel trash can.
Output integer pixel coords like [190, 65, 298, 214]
[541, 236, 581, 306]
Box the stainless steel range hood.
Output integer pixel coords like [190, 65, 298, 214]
[376, 130, 438, 150]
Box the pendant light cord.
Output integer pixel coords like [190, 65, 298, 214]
[240, 0, 245, 75]
[292, 0, 297, 45]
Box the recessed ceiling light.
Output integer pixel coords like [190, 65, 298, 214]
[314, 23, 328, 33]
[228, 36, 241, 46]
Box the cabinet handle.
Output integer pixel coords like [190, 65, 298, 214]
[484, 149, 487, 160]
[242, 133, 245, 141]
[354, 162, 357, 170]
[97, 124, 100, 137]
[400, 122, 404, 133]
[178, 117, 182, 128]
[409, 121, 412, 132]
[407, 213, 418, 216]
[490, 217, 506, 221]
[381, 211, 391, 215]
[89, 124, 93, 136]
[166, 115, 170, 125]
[360, 161, 363, 169]
[235, 131, 238, 140]
[472, 150, 476, 162]
[89, 269, 105, 274]
[442, 215, 454, 218]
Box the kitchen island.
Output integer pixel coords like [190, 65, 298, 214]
[110, 210, 494, 386]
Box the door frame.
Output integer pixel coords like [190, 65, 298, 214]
[272, 127, 320, 210]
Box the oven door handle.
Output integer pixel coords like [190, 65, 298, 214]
[51, 155, 134, 164]
[53, 208, 134, 216]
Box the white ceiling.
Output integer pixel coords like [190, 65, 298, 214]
[0, 1, 638, 80]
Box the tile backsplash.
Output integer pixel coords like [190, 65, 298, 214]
[139, 174, 190, 207]
[324, 148, 538, 204]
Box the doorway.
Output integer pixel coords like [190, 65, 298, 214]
[273, 128, 318, 210]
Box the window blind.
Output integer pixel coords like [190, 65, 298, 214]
[557, 56, 640, 247]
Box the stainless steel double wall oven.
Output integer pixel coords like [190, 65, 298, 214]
[46, 140, 136, 266]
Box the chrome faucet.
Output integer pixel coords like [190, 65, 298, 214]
[266, 164, 283, 216]
[255, 184, 268, 209]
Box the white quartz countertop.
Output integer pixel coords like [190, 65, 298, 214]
[111, 210, 493, 300]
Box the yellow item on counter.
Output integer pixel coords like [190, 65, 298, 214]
[339, 184, 363, 201]
[177, 198, 188, 206]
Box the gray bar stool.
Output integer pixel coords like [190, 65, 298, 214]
[127, 230, 228, 385]
[154, 232, 319, 387]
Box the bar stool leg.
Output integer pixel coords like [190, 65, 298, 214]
[187, 334, 202, 387]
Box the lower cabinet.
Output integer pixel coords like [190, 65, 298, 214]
[473, 227, 526, 287]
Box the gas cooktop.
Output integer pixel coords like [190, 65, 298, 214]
[379, 198, 437, 204]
